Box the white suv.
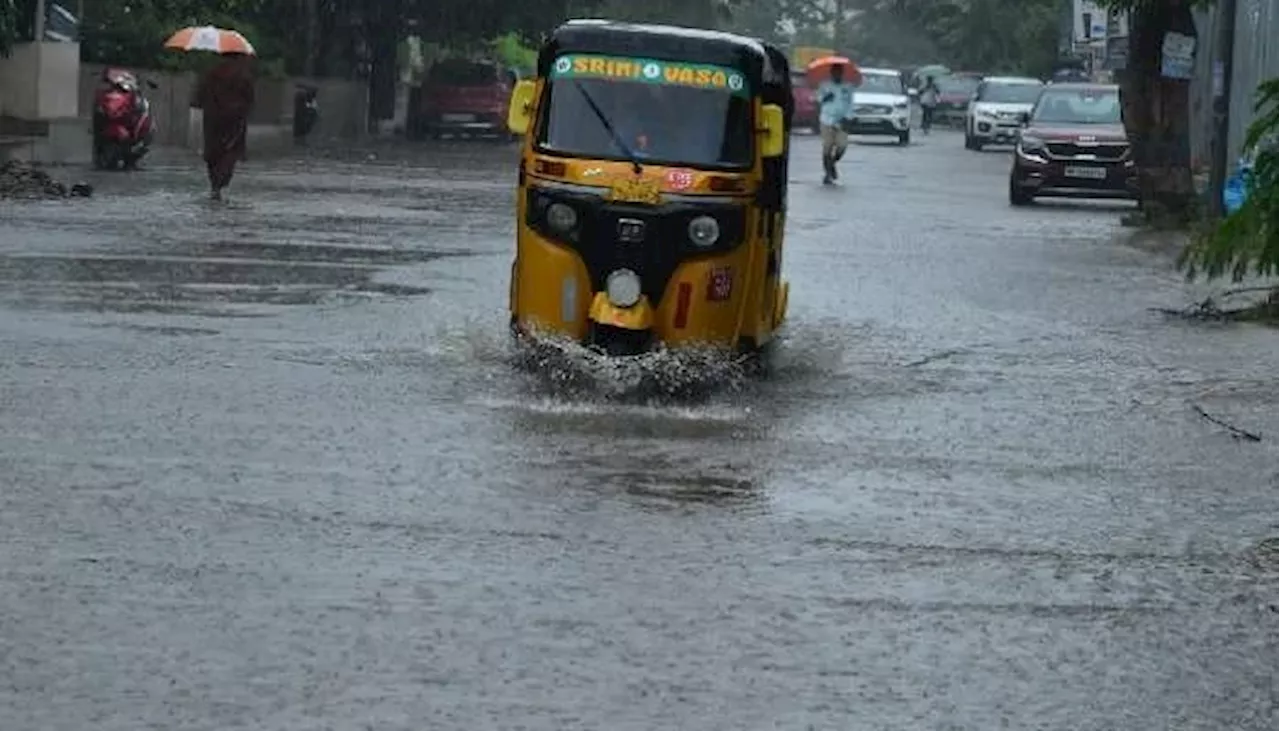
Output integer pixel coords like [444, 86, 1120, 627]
[845, 67, 912, 145]
[964, 76, 1045, 150]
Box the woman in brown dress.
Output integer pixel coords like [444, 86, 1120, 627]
[196, 53, 255, 200]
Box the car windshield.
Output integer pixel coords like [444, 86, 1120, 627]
[1032, 88, 1121, 124]
[537, 55, 753, 169]
[938, 76, 979, 95]
[857, 73, 903, 95]
[979, 82, 1043, 103]
[428, 59, 497, 85]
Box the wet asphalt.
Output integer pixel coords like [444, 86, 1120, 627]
[0, 130, 1276, 731]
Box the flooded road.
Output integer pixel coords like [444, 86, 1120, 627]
[1, 134, 1275, 730]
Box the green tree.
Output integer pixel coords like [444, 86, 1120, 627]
[586, 0, 737, 29]
[80, 0, 283, 70]
[0, 0, 17, 57]
[837, 0, 1060, 75]
[1102, 0, 1212, 227]
[1179, 78, 1278, 282]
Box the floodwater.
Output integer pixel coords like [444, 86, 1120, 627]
[0, 132, 1275, 730]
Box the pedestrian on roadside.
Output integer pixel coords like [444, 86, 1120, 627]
[816, 63, 856, 185]
[919, 75, 940, 135]
[196, 52, 256, 201]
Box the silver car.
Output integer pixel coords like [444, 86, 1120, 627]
[964, 76, 1045, 150]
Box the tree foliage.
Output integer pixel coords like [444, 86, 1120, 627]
[80, 0, 284, 71]
[0, 0, 16, 58]
[726, 0, 1063, 77]
[72, 0, 595, 75]
[1180, 78, 1279, 281]
[853, 0, 1062, 74]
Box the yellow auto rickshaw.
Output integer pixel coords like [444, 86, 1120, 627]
[504, 20, 794, 357]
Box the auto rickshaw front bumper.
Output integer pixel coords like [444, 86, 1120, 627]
[585, 291, 656, 356]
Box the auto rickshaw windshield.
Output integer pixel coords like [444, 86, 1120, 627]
[537, 56, 754, 169]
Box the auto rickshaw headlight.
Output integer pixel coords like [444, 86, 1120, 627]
[546, 202, 578, 233]
[688, 215, 720, 248]
[606, 269, 642, 308]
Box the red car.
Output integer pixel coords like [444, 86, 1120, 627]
[935, 72, 982, 127]
[790, 70, 819, 132]
[410, 58, 517, 140]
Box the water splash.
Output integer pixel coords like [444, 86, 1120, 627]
[510, 329, 754, 404]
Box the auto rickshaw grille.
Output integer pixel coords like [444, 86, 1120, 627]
[526, 186, 748, 306]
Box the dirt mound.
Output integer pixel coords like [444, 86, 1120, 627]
[0, 160, 93, 200]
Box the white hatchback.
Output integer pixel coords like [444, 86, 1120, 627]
[964, 76, 1045, 150]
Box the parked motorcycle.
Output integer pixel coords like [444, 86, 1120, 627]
[293, 84, 319, 143]
[92, 68, 157, 170]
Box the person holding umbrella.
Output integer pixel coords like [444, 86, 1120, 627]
[165, 26, 258, 200]
[918, 75, 940, 134]
[808, 57, 859, 185]
[195, 52, 256, 200]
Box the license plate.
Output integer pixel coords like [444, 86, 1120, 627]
[440, 113, 476, 123]
[1065, 166, 1107, 180]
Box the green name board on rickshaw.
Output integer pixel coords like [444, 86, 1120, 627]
[550, 54, 750, 97]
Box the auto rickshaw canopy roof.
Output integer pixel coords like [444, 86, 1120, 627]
[536, 20, 787, 90]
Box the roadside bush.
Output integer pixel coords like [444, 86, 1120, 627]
[491, 32, 537, 75]
[1179, 78, 1279, 282]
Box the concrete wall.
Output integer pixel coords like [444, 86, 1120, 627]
[0, 44, 41, 118]
[0, 42, 80, 119]
[1188, 0, 1279, 170]
[37, 42, 80, 118]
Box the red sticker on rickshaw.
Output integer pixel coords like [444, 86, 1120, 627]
[665, 169, 696, 190]
[707, 268, 733, 301]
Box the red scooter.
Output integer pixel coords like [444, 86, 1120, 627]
[92, 68, 157, 170]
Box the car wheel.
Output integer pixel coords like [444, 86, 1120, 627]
[898, 130, 910, 146]
[1008, 177, 1033, 206]
[964, 125, 977, 150]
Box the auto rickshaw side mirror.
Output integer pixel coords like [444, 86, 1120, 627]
[507, 79, 537, 136]
[759, 103, 785, 158]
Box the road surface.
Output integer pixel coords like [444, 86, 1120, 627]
[1, 132, 1276, 730]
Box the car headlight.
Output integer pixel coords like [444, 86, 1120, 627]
[605, 269, 642, 308]
[687, 215, 720, 248]
[894, 102, 908, 111]
[975, 108, 996, 119]
[545, 202, 577, 233]
[1017, 135, 1047, 156]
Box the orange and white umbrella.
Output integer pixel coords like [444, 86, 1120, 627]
[164, 26, 256, 55]
[805, 55, 862, 86]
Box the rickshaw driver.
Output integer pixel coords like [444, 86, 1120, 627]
[613, 83, 676, 159]
[613, 84, 732, 164]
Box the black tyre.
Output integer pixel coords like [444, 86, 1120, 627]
[898, 130, 910, 146]
[1008, 177, 1033, 206]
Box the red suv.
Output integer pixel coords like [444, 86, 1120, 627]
[791, 71, 818, 132]
[410, 59, 516, 140]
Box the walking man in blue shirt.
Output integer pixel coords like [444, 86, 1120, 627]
[816, 64, 856, 185]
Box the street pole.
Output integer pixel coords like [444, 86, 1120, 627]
[1207, 0, 1238, 220]
[33, 0, 46, 41]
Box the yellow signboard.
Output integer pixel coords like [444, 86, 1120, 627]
[791, 46, 835, 70]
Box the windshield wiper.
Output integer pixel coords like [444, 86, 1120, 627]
[571, 81, 643, 175]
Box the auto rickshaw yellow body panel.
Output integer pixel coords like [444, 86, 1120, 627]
[506, 21, 794, 356]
